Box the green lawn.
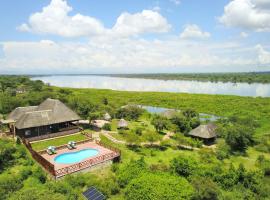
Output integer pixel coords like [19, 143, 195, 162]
[31, 133, 88, 151]
[110, 114, 162, 143]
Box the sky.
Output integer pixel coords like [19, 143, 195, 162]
[0, 0, 270, 74]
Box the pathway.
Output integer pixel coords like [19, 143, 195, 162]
[100, 130, 199, 150]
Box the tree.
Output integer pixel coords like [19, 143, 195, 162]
[151, 115, 168, 132]
[170, 155, 198, 177]
[117, 158, 147, 187]
[145, 132, 159, 146]
[191, 176, 220, 200]
[126, 133, 141, 147]
[170, 114, 191, 134]
[116, 105, 144, 121]
[103, 123, 111, 131]
[125, 173, 194, 200]
[102, 97, 109, 105]
[225, 124, 254, 152]
[183, 109, 198, 119]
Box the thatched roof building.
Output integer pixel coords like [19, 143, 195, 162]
[188, 123, 217, 144]
[104, 113, 111, 121]
[7, 98, 80, 138]
[118, 119, 128, 129]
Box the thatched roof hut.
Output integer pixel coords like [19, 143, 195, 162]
[104, 113, 111, 121]
[188, 123, 217, 143]
[8, 98, 80, 129]
[118, 118, 128, 129]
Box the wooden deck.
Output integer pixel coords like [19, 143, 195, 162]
[21, 137, 120, 178]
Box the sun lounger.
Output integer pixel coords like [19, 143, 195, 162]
[47, 146, 56, 155]
[67, 141, 76, 150]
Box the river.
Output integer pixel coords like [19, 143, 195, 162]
[31, 75, 270, 97]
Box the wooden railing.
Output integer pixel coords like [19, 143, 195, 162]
[27, 127, 81, 142]
[22, 136, 121, 178]
[21, 137, 56, 176]
[55, 151, 120, 177]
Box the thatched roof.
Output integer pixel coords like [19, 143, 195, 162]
[8, 106, 38, 121]
[189, 123, 217, 139]
[104, 113, 111, 121]
[118, 118, 128, 128]
[8, 98, 80, 129]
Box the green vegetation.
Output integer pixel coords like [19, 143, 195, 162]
[1, 76, 270, 199]
[105, 72, 270, 83]
[31, 133, 89, 151]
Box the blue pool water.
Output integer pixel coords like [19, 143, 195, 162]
[54, 148, 99, 164]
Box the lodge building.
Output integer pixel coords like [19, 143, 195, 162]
[6, 98, 80, 139]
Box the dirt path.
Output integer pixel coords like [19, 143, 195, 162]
[100, 130, 199, 150]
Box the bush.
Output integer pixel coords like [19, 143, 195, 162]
[170, 156, 198, 178]
[117, 158, 147, 187]
[125, 172, 194, 200]
[191, 176, 220, 200]
[103, 123, 111, 131]
[115, 105, 144, 121]
[134, 127, 143, 136]
[216, 140, 230, 160]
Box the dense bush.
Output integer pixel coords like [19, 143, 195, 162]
[115, 105, 144, 120]
[170, 155, 198, 177]
[151, 115, 169, 132]
[103, 123, 111, 131]
[125, 173, 194, 200]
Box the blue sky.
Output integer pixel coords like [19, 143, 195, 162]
[0, 0, 270, 74]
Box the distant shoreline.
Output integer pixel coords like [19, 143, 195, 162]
[29, 71, 270, 84]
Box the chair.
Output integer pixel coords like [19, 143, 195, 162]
[47, 146, 56, 155]
[67, 141, 76, 149]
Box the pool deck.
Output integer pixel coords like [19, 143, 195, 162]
[41, 142, 115, 170]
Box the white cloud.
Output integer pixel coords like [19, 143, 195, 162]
[18, 0, 171, 38]
[0, 38, 263, 74]
[240, 32, 249, 38]
[256, 44, 270, 64]
[17, 0, 105, 37]
[219, 0, 270, 32]
[112, 10, 171, 37]
[180, 24, 211, 39]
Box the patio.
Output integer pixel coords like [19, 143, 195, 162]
[41, 141, 116, 171]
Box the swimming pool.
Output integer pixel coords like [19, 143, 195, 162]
[54, 148, 99, 164]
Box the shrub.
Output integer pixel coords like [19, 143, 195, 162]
[170, 155, 198, 178]
[125, 172, 194, 200]
[191, 176, 220, 200]
[103, 123, 111, 131]
[117, 158, 147, 187]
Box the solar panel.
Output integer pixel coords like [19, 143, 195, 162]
[83, 186, 106, 200]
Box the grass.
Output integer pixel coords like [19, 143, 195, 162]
[31, 133, 88, 151]
[224, 147, 270, 170]
[110, 114, 162, 143]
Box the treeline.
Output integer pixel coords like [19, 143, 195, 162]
[105, 72, 270, 83]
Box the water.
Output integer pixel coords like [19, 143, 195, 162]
[141, 105, 221, 122]
[54, 148, 99, 164]
[32, 75, 270, 97]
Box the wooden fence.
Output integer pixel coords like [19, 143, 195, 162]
[55, 151, 120, 177]
[27, 127, 81, 142]
[21, 136, 121, 178]
[21, 137, 56, 176]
